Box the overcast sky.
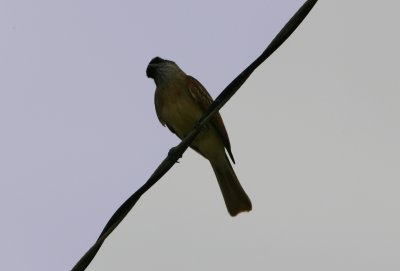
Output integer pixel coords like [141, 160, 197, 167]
[1, 1, 399, 271]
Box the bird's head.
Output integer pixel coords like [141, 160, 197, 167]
[146, 57, 185, 86]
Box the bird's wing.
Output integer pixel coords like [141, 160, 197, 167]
[186, 76, 235, 163]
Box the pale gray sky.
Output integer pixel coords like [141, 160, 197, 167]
[1, 1, 399, 271]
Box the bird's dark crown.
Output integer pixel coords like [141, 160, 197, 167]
[149, 56, 166, 65]
[146, 56, 176, 79]
[146, 57, 164, 78]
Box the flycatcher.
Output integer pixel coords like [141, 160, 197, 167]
[146, 57, 252, 216]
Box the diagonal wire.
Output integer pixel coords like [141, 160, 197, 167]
[71, 1, 318, 270]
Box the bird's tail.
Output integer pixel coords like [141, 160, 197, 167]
[211, 154, 252, 216]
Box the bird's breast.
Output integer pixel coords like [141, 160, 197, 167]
[154, 80, 225, 161]
[155, 83, 203, 138]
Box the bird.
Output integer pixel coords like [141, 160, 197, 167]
[146, 57, 252, 216]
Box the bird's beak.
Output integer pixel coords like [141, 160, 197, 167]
[146, 63, 156, 78]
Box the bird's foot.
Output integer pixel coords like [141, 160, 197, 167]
[168, 146, 182, 163]
[194, 120, 207, 133]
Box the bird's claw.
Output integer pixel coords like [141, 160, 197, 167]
[168, 147, 182, 163]
[194, 120, 203, 132]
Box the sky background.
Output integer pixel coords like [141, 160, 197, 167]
[1, 1, 399, 270]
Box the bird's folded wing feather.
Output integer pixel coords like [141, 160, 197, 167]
[186, 76, 235, 163]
